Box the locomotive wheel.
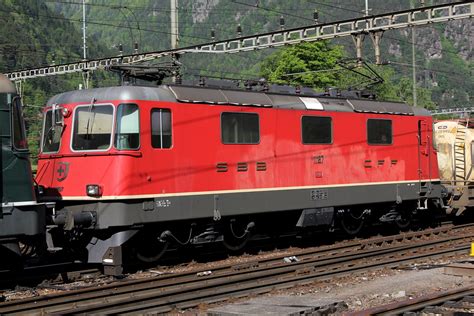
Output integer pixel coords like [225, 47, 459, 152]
[135, 232, 169, 263]
[222, 233, 250, 252]
[395, 211, 412, 230]
[340, 209, 365, 236]
[222, 221, 253, 252]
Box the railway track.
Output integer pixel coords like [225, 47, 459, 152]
[0, 224, 472, 315]
[0, 222, 453, 289]
[353, 286, 474, 315]
[0, 262, 101, 287]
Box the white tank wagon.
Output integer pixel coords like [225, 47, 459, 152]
[434, 120, 474, 215]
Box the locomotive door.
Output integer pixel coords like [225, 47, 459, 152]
[417, 119, 431, 192]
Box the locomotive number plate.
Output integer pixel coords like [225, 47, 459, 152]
[311, 189, 328, 200]
[156, 199, 171, 207]
[313, 155, 324, 164]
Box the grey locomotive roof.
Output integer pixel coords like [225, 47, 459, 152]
[47, 84, 431, 116]
[347, 99, 415, 115]
[0, 74, 16, 94]
[47, 86, 176, 105]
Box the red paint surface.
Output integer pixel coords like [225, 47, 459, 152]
[35, 100, 439, 199]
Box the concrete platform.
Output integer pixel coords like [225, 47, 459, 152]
[207, 296, 346, 316]
[206, 265, 474, 315]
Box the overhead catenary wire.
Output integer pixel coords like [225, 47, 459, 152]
[4, 0, 474, 85]
[0, 7, 205, 42]
[305, 2, 473, 60]
[230, 0, 315, 22]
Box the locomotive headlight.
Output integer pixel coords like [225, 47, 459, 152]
[86, 184, 102, 197]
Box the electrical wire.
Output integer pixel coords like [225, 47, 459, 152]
[230, 0, 314, 22]
[3, 0, 471, 86]
[304, 2, 473, 59]
[0, 7, 205, 42]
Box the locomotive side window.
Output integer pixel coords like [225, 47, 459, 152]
[41, 109, 62, 153]
[72, 104, 114, 151]
[12, 97, 28, 150]
[367, 119, 392, 145]
[221, 112, 259, 144]
[151, 108, 172, 149]
[301, 116, 332, 144]
[115, 103, 140, 150]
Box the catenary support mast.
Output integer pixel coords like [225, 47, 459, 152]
[82, 0, 87, 60]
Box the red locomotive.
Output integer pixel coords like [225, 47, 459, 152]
[36, 84, 444, 274]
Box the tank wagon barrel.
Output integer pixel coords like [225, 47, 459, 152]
[434, 119, 474, 216]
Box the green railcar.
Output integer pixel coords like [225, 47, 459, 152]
[0, 74, 45, 258]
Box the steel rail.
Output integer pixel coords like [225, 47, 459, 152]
[0, 262, 99, 286]
[351, 286, 474, 315]
[61, 236, 471, 315]
[1, 225, 472, 315]
[0, 236, 407, 313]
[0, 222, 461, 280]
[4, 1, 474, 81]
[68, 239, 469, 315]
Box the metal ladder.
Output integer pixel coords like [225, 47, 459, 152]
[454, 120, 469, 184]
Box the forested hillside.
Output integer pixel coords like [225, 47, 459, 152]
[3, 0, 473, 107]
[0, 0, 473, 161]
[45, 0, 472, 108]
[0, 0, 113, 159]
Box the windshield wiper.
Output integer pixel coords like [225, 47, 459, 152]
[85, 97, 97, 140]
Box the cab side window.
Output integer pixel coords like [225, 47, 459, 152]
[151, 108, 172, 149]
[367, 119, 392, 145]
[302, 116, 332, 144]
[221, 112, 259, 144]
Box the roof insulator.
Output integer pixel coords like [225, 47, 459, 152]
[237, 24, 242, 37]
[313, 10, 319, 23]
[280, 16, 285, 30]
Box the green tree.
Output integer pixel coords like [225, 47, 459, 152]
[260, 41, 344, 88]
[260, 42, 436, 109]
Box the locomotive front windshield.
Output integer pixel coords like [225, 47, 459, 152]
[72, 104, 113, 151]
[42, 109, 62, 153]
[12, 97, 28, 150]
